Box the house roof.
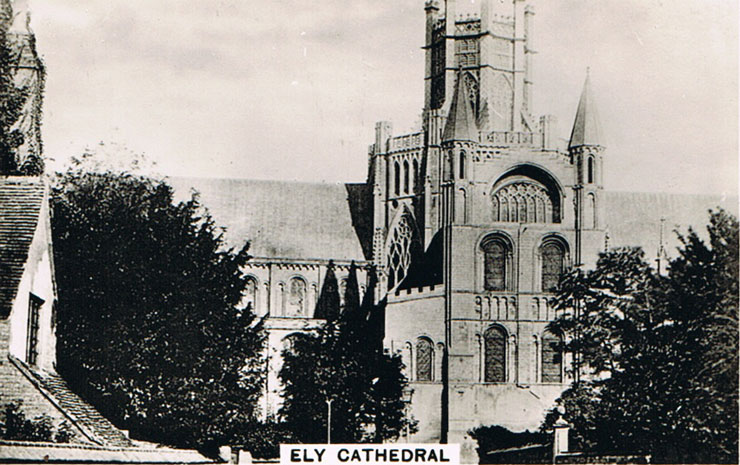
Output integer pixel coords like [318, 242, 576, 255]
[169, 177, 373, 261]
[0, 177, 45, 319]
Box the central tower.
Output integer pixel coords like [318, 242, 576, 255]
[424, 0, 535, 132]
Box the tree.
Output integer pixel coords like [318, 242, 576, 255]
[0, 1, 33, 174]
[51, 163, 265, 453]
[279, 264, 414, 443]
[543, 210, 739, 463]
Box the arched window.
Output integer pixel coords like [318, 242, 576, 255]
[587, 157, 594, 184]
[541, 241, 566, 292]
[482, 237, 509, 291]
[541, 330, 563, 382]
[394, 161, 400, 196]
[286, 277, 307, 316]
[403, 160, 410, 194]
[244, 276, 258, 311]
[492, 182, 557, 224]
[484, 326, 507, 382]
[416, 337, 434, 381]
[459, 151, 466, 179]
[413, 159, 419, 188]
[387, 213, 417, 289]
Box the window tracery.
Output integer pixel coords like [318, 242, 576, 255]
[541, 241, 566, 292]
[387, 213, 417, 290]
[492, 182, 555, 223]
[482, 237, 508, 291]
[541, 330, 563, 383]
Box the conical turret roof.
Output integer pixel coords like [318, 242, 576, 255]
[443, 71, 478, 143]
[568, 71, 603, 149]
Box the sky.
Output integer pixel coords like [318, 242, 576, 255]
[26, 0, 739, 196]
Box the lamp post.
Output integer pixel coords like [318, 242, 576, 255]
[326, 398, 333, 444]
[401, 387, 414, 443]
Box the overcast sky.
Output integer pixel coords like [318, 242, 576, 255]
[28, 0, 738, 196]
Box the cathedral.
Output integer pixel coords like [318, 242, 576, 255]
[168, 0, 733, 459]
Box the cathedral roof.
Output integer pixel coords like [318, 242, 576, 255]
[443, 71, 479, 143]
[568, 72, 603, 149]
[169, 177, 372, 262]
[0, 177, 45, 319]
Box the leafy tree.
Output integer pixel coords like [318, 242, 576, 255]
[543, 210, 738, 464]
[51, 163, 265, 453]
[0, 402, 71, 443]
[280, 264, 414, 443]
[0, 1, 33, 175]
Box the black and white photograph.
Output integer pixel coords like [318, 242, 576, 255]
[0, 0, 737, 463]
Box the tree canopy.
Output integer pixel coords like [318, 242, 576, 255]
[0, 1, 34, 175]
[51, 164, 264, 453]
[279, 262, 414, 443]
[543, 209, 738, 464]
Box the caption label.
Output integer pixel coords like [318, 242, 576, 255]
[280, 445, 460, 465]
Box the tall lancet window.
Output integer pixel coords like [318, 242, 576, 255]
[394, 161, 400, 196]
[587, 157, 595, 184]
[541, 241, 566, 292]
[541, 330, 563, 383]
[243, 276, 258, 311]
[482, 237, 508, 291]
[459, 151, 466, 179]
[416, 337, 434, 381]
[484, 325, 507, 382]
[286, 277, 307, 316]
[403, 160, 410, 194]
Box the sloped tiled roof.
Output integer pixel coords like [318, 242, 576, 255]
[169, 178, 373, 261]
[0, 177, 45, 319]
[10, 356, 133, 448]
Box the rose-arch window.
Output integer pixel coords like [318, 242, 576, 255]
[484, 325, 506, 382]
[416, 337, 433, 381]
[541, 241, 566, 292]
[482, 237, 509, 291]
[541, 330, 563, 382]
[387, 213, 417, 289]
[492, 182, 556, 223]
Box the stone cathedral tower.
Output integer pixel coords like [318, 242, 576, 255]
[368, 0, 607, 459]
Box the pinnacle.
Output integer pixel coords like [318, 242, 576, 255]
[442, 69, 478, 143]
[568, 71, 603, 149]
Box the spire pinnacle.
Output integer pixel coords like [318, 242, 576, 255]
[443, 70, 478, 143]
[568, 70, 603, 149]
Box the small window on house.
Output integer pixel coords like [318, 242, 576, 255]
[416, 337, 434, 381]
[26, 295, 43, 365]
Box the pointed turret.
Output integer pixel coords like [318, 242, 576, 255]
[568, 71, 603, 149]
[442, 71, 478, 143]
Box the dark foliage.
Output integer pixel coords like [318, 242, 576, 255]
[51, 168, 265, 452]
[543, 210, 739, 463]
[0, 401, 71, 443]
[280, 265, 414, 443]
[0, 2, 31, 175]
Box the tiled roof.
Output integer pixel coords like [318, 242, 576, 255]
[169, 177, 373, 261]
[0, 177, 45, 319]
[10, 356, 133, 448]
